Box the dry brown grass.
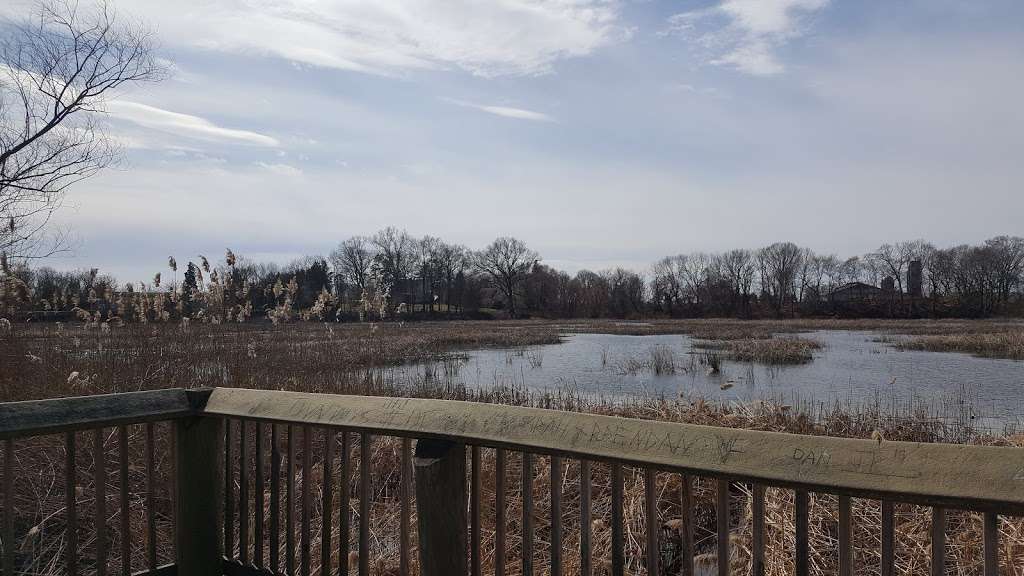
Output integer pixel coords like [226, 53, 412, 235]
[887, 332, 1024, 360]
[696, 337, 822, 365]
[2, 319, 1023, 575]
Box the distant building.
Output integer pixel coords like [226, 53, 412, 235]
[829, 282, 886, 303]
[881, 276, 895, 292]
[908, 260, 923, 298]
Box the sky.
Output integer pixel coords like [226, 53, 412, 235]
[2, 0, 1023, 282]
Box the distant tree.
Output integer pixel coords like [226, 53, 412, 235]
[1, 0, 164, 260]
[758, 242, 803, 316]
[473, 236, 538, 318]
[330, 236, 374, 303]
[371, 227, 415, 300]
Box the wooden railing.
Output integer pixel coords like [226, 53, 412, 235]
[1, 387, 1022, 576]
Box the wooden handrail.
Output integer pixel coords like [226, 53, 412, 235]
[203, 387, 1024, 514]
[0, 388, 195, 439]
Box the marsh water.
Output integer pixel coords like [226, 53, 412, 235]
[382, 330, 1024, 429]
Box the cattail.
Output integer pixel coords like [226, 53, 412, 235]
[153, 272, 161, 287]
[225, 249, 236, 267]
[168, 256, 177, 272]
[200, 255, 210, 273]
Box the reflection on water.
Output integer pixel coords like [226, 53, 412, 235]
[380, 331, 1024, 427]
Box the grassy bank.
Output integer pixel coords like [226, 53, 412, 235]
[886, 332, 1024, 360]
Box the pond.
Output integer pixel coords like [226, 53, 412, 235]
[380, 331, 1024, 429]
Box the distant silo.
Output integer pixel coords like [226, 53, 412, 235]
[908, 260, 923, 298]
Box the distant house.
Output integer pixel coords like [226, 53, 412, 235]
[829, 282, 885, 303]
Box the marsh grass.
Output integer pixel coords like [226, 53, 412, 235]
[695, 337, 822, 365]
[2, 319, 1024, 575]
[886, 332, 1024, 360]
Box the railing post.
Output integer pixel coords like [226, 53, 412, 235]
[414, 438, 467, 576]
[175, 389, 223, 576]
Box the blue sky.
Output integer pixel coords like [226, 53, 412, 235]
[4, 0, 1023, 282]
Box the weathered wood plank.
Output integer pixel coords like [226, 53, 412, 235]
[323, 429, 335, 576]
[931, 507, 945, 576]
[414, 439, 467, 576]
[270, 425, 281, 575]
[495, 448, 506, 576]
[644, 468, 657, 576]
[339, 431, 351, 576]
[551, 456, 562, 576]
[175, 411, 223, 576]
[3, 438, 14, 576]
[839, 495, 852, 576]
[224, 420, 235, 560]
[522, 452, 533, 576]
[470, 444, 480, 576]
[203, 389, 1024, 512]
[0, 389, 193, 439]
[717, 480, 729, 576]
[751, 484, 765, 576]
[680, 475, 694, 576]
[240, 421, 250, 567]
[287, 426, 296, 576]
[580, 460, 591, 576]
[359, 434, 371, 576]
[255, 423, 265, 570]
[880, 500, 894, 576]
[301, 426, 311, 576]
[146, 424, 157, 572]
[795, 490, 809, 576]
[66, 432, 78, 576]
[611, 463, 624, 576]
[983, 512, 998, 576]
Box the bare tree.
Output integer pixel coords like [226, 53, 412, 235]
[757, 242, 803, 316]
[370, 226, 416, 298]
[329, 236, 375, 299]
[473, 236, 538, 318]
[1, 0, 164, 259]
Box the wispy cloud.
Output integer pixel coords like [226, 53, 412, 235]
[664, 0, 829, 75]
[443, 98, 555, 122]
[120, 1, 631, 77]
[107, 101, 279, 147]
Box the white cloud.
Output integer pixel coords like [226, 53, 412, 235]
[665, 0, 829, 75]
[443, 98, 555, 122]
[116, 0, 630, 77]
[107, 101, 279, 147]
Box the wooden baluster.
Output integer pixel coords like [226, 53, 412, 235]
[680, 476, 694, 576]
[795, 490, 809, 576]
[839, 495, 852, 576]
[611, 463, 624, 576]
[323, 429, 335, 576]
[983, 512, 999, 576]
[400, 438, 412, 576]
[3, 438, 14, 576]
[880, 500, 894, 576]
[580, 460, 591, 576]
[287, 425, 296, 576]
[95, 428, 108, 576]
[751, 485, 765, 576]
[495, 448, 506, 576]
[301, 427, 312, 576]
[270, 424, 281, 575]
[118, 426, 130, 576]
[255, 423, 265, 570]
[224, 419, 235, 560]
[718, 480, 730, 576]
[644, 469, 657, 576]
[522, 452, 533, 576]
[66, 432, 78, 576]
[931, 507, 945, 576]
[359, 434, 372, 576]
[240, 420, 250, 566]
[339, 432, 351, 576]
[550, 456, 562, 576]
[145, 423, 157, 572]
